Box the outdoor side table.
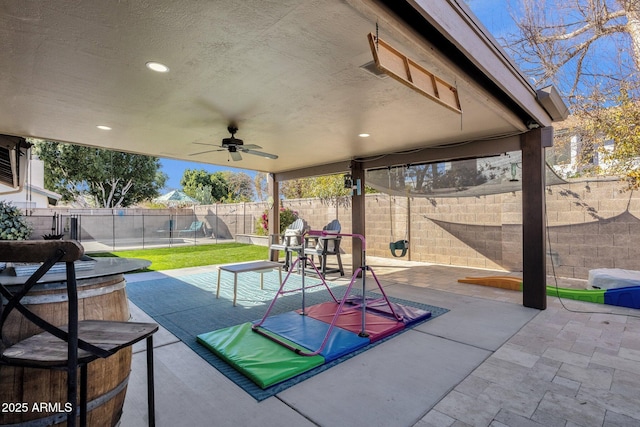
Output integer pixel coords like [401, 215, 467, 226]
[216, 261, 283, 306]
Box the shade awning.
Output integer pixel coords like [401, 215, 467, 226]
[366, 151, 567, 198]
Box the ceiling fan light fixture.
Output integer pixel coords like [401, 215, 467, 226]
[222, 136, 243, 146]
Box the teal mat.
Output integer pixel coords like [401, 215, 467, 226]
[126, 270, 448, 400]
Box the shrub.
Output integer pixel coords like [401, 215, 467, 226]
[255, 206, 299, 236]
[0, 201, 33, 240]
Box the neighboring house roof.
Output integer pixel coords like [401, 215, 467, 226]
[28, 184, 62, 201]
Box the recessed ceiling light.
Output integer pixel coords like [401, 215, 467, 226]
[97, 125, 112, 130]
[146, 61, 169, 73]
[358, 133, 370, 138]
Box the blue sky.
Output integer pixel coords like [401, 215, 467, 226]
[158, 2, 514, 192]
[159, 158, 254, 191]
[467, 0, 517, 38]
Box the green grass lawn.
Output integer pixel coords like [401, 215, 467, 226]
[88, 243, 269, 272]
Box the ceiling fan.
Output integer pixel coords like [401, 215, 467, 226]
[190, 125, 278, 161]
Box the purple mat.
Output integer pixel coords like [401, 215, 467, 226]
[344, 296, 432, 326]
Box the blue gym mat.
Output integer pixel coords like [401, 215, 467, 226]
[257, 311, 371, 362]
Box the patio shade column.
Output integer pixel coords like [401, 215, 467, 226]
[520, 127, 552, 310]
[268, 173, 280, 263]
[351, 161, 365, 274]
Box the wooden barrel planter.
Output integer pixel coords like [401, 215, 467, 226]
[0, 271, 133, 427]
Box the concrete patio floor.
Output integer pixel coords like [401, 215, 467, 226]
[121, 256, 640, 427]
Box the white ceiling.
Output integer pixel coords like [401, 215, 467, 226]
[0, 0, 550, 175]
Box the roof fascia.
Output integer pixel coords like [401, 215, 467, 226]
[381, 0, 554, 127]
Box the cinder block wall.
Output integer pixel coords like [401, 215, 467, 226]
[280, 198, 353, 253]
[26, 178, 640, 280]
[543, 179, 640, 279]
[359, 178, 640, 279]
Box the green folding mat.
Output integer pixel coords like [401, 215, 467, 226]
[197, 322, 325, 389]
[546, 286, 605, 304]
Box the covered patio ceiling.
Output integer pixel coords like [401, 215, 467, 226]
[0, 0, 561, 177]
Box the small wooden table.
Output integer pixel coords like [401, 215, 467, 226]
[216, 261, 283, 306]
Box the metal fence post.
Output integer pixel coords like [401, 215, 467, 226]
[70, 216, 79, 240]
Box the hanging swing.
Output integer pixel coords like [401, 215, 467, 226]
[388, 166, 409, 258]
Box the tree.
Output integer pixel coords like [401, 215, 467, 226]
[281, 175, 350, 205]
[280, 174, 375, 206]
[221, 171, 254, 202]
[180, 169, 254, 203]
[506, 0, 640, 100]
[280, 177, 315, 200]
[254, 172, 269, 201]
[193, 185, 215, 205]
[366, 162, 489, 196]
[503, 0, 640, 187]
[561, 88, 640, 187]
[34, 141, 166, 208]
[594, 91, 640, 188]
[181, 169, 229, 202]
[255, 172, 350, 203]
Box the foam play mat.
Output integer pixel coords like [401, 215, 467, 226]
[197, 322, 324, 388]
[197, 232, 440, 392]
[458, 275, 640, 309]
[126, 269, 448, 400]
[197, 300, 432, 389]
[258, 311, 370, 362]
[295, 302, 405, 342]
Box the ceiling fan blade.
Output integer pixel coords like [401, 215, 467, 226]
[243, 149, 278, 160]
[230, 151, 243, 161]
[241, 143, 262, 150]
[189, 148, 224, 156]
[192, 141, 219, 147]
